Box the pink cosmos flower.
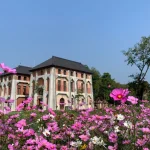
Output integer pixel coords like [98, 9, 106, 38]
[23, 97, 33, 104]
[0, 63, 16, 74]
[5, 99, 14, 103]
[10, 114, 19, 119]
[79, 134, 89, 141]
[30, 113, 37, 117]
[26, 106, 31, 110]
[26, 139, 36, 145]
[47, 122, 59, 132]
[72, 122, 83, 131]
[4, 106, 11, 111]
[0, 63, 5, 69]
[122, 140, 131, 144]
[143, 148, 149, 150]
[42, 114, 50, 121]
[136, 139, 147, 146]
[110, 88, 129, 103]
[108, 144, 118, 150]
[8, 144, 14, 150]
[141, 128, 150, 133]
[61, 146, 68, 150]
[16, 103, 24, 111]
[127, 96, 138, 104]
[48, 108, 56, 116]
[40, 101, 48, 106]
[8, 134, 16, 139]
[10, 69, 16, 74]
[38, 139, 57, 150]
[109, 132, 118, 143]
[15, 119, 26, 128]
[0, 72, 2, 75]
[23, 129, 35, 137]
[52, 134, 63, 140]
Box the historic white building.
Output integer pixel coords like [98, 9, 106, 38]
[0, 56, 94, 111]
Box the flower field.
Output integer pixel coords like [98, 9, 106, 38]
[0, 63, 150, 150]
[0, 95, 150, 150]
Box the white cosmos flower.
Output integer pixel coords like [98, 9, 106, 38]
[43, 129, 50, 137]
[91, 136, 106, 146]
[124, 121, 132, 129]
[104, 130, 108, 134]
[36, 119, 41, 123]
[114, 125, 120, 133]
[117, 114, 125, 121]
[70, 140, 82, 147]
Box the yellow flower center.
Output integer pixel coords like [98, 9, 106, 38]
[80, 144, 87, 150]
[117, 94, 122, 99]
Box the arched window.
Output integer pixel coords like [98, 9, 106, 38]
[60, 98, 65, 110]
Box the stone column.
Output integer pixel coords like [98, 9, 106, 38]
[34, 71, 38, 106]
[68, 70, 71, 107]
[74, 78, 77, 108]
[91, 76, 94, 108]
[53, 68, 56, 110]
[43, 70, 47, 110]
[49, 67, 55, 109]
[5, 85, 8, 99]
[29, 74, 33, 98]
[11, 75, 17, 111]
[84, 74, 88, 108]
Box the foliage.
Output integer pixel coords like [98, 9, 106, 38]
[90, 67, 128, 103]
[33, 80, 44, 95]
[123, 36, 150, 99]
[1, 91, 150, 150]
[90, 67, 101, 100]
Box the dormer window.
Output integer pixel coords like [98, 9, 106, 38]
[18, 76, 21, 80]
[71, 71, 73, 76]
[64, 70, 66, 75]
[76, 72, 78, 77]
[81, 73, 84, 78]
[41, 70, 43, 75]
[58, 69, 61, 74]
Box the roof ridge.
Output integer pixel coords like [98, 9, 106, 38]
[52, 56, 82, 64]
[17, 65, 32, 68]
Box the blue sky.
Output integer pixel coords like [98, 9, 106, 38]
[0, 0, 150, 83]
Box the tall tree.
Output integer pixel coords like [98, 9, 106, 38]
[90, 67, 101, 100]
[99, 73, 116, 101]
[123, 36, 150, 100]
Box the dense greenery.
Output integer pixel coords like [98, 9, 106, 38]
[89, 67, 128, 102]
[123, 36, 150, 100]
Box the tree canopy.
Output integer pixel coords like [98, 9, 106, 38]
[123, 36, 150, 99]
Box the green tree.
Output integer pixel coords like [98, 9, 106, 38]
[123, 36, 150, 100]
[99, 73, 115, 101]
[90, 67, 101, 101]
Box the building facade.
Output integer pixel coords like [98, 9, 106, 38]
[0, 56, 94, 111]
[0, 66, 31, 111]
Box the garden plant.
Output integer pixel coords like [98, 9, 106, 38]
[0, 63, 150, 150]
